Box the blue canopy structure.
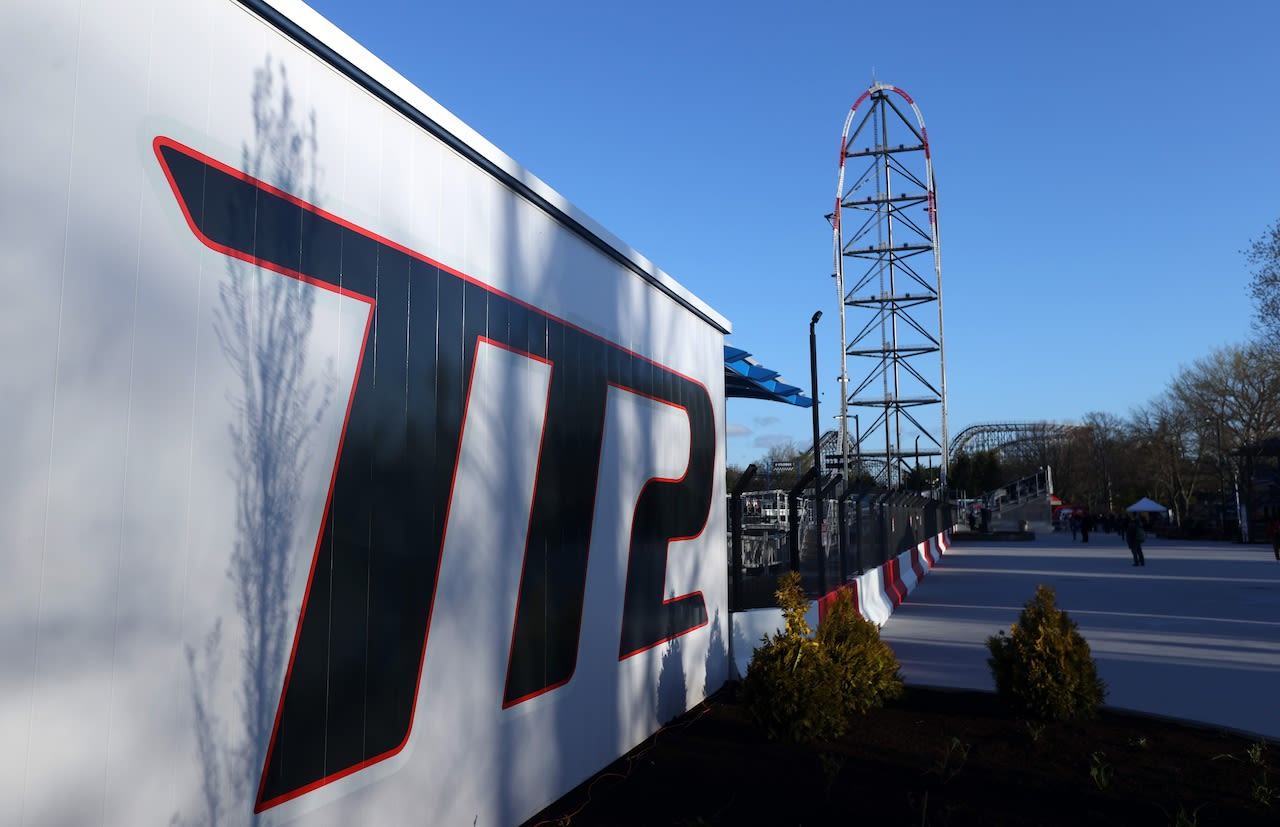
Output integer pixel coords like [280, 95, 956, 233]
[724, 346, 812, 407]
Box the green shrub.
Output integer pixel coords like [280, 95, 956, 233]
[741, 573, 847, 742]
[816, 590, 904, 713]
[741, 629, 847, 743]
[986, 584, 1107, 720]
[742, 575, 904, 742]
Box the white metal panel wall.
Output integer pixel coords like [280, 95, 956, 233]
[0, 1, 729, 824]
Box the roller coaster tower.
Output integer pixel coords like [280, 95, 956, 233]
[831, 82, 948, 492]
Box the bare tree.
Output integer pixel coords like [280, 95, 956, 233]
[764, 439, 801, 467]
[1173, 343, 1280, 452]
[1126, 393, 1200, 525]
[1246, 219, 1280, 339]
[1068, 412, 1125, 513]
[760, 439, 802, 490]
[1170, 342, 1280, 531]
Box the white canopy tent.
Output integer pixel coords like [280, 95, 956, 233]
[1126, 497, 1168, 513]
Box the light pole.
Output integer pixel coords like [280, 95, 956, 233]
[853, 414, 861, 491]
[810, 311, 824, 589]
[914, 435, 921, 490]
[1206, 416, 1225, 534]
[1233, 459, 1246, 543]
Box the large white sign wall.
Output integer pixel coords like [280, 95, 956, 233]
[0, 1, 730, 824]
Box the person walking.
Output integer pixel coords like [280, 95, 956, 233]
[1081, 512, 1092, 543]
[1268, 517, 1280, 562]
[1125, 516, 1146, 566]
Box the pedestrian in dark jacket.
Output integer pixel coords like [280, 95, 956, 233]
[1125, 517, 1146, 566]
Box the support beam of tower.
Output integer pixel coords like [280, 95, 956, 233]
[830, 83, 949, 492]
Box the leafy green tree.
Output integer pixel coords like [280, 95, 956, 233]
[948, 451, 974, 498]
[905, 462, 931, 491]
[949, 450, 1002, 498]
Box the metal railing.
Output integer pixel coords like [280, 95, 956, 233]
[728, 485, 953, 611]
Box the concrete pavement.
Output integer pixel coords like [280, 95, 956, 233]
[879, 528, 1280, 740]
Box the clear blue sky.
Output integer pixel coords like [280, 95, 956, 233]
[303, 0, 1280, 469]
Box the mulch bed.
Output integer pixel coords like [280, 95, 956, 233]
[523, 683, 1278, 826]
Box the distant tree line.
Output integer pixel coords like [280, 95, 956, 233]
[728, 218, 1280, 536]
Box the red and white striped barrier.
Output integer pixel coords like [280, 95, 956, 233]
[814, 527, 952, 626]
[732, 527, 954, 676]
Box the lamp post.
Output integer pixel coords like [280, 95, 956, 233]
[1206, 416, 1225, 534]
[819, 473, 842, 593]
[914, 435, 920, 490]
[1233, 459, 1246, 543]
[853, 414, 861, 492]
[810, 311, 824, 591]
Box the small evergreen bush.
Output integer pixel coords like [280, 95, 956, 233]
[817, 590, 904, 713]
[986, 584, 1107, 720]
[741, 572, 847, 742]
[742, 575, 904, 742]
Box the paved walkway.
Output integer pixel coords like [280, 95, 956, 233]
[879, 529, 1280, 740]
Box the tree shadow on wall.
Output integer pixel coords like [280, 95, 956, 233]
[175, 56, 334, 827]
[703, 608, 725, 700]
[656, 635, 688, 725]
[656, 607, 728, 726]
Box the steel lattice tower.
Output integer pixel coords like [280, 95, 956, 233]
[830, 83, 948, 491]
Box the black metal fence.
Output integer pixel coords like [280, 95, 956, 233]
[728, 488, 953, 612]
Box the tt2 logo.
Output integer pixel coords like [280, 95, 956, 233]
[154, 137, 715, 811]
